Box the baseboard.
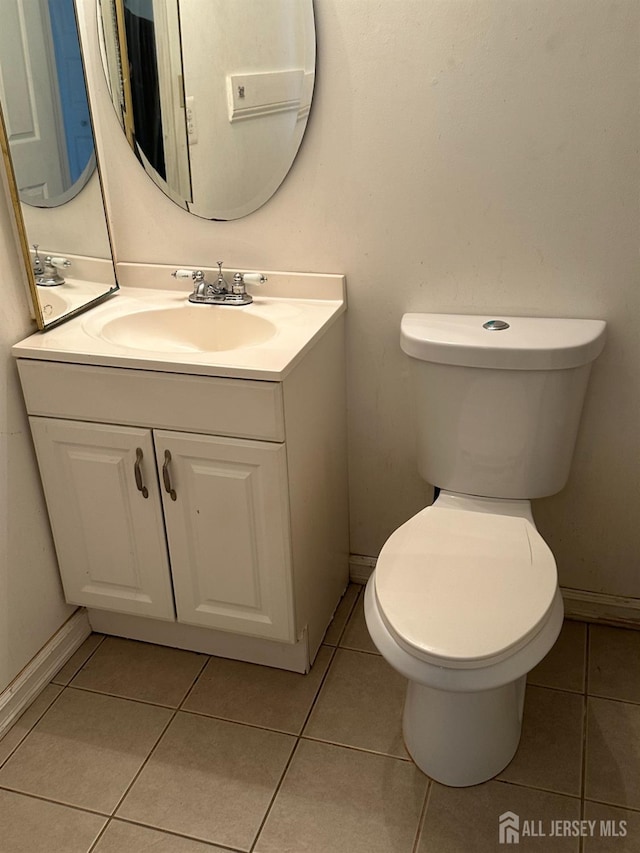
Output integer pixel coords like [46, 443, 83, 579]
[349, 554, 376, 584]
[350, 554, 640, 629]
[0, 609, 91, 740]
[562, 588, 640, 628]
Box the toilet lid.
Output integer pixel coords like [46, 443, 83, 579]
[374, 501, 558, 668]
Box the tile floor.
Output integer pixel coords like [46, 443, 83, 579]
[1, 584, 640, 852]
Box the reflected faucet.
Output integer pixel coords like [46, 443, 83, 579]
[32, 245, 71, 286]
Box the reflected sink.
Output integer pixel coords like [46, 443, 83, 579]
[98, 306, 277, 353]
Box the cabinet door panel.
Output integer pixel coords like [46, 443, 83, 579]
[29, 418, 175, 619]
[156, 431, 294, 642]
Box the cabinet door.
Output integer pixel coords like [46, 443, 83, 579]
[155, 430, 295, 642]
[29, 417, 175, 620]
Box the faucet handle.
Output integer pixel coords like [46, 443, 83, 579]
[49, 256, 71, 269]
[172, 268, 198, 279]
[241, 273, 268, 286]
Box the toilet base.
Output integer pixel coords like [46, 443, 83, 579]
[403, 675, 526, 786]
[364, 575, 564, 787]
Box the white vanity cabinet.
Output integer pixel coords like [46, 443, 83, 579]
[15, 309, 349, 673]
[28, 419, 175, 620]
[28, 419, 294, 642]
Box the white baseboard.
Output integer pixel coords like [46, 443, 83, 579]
[349, 554, 376, 584]
[349, 554, 640, 629]
[562, 588, 640, 628]
[0, 609, 91, 740]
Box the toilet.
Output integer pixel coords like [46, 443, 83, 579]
[364, 312, 606, 787]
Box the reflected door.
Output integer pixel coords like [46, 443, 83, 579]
[0, 0, 66, 201]
[48, 0, 93, 182]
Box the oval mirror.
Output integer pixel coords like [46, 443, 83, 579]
[97, 0, 316, 220]
[0, 0, 118, 331]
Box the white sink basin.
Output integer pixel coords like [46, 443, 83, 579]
[13, 271, 346, 380]
[98, 306, 277, 353]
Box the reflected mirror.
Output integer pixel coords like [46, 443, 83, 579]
[98, 0, 315, 220]
[0, 0, 117, 329]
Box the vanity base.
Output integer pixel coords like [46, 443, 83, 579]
[87, 609, 311, 673]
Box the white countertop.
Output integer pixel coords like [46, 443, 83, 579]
[13, 269, 346, 381]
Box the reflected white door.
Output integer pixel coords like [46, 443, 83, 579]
[0, 0, 66, 200]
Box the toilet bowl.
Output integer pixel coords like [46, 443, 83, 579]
[365, 312, 606, 787]
[364, 491, 564, 786]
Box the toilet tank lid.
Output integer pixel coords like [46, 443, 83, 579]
[401, 313, 606, 370]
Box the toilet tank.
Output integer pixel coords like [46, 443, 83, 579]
[401, 314, 606, 499]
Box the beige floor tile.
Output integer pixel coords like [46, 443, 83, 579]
[94, 820, 232, 852]
[0, 683, 62, 767]
[528, 619, 586, 693]
[182, 646, 332, 734]
[0, 788, 106, 853]
[498, 685, 584, 796]
[117, 711, 295, 850]
[0, 688, 172, 813]
[589, 625, 640, 704]
[303, 647, 408, 758]
[583, 801, 640, 851]
[71, 637, 207, 707]
[417, 780, 580, 852]
[51, 634, 105, 685]
[339, 590, 380, 654]
[585, 697, 640, 809]
[323, 584, 360, 645]
[255, 739, 428, 853]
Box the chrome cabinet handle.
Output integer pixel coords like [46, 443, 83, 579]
[162, 449, 177, 501]
[134, 447, 149, 498]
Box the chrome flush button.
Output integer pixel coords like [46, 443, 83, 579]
[483, 319, 510, 331]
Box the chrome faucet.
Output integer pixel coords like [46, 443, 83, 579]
[32, 245, 71, 286]
[172, 261, 267, 306]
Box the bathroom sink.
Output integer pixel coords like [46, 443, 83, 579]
[12, 271, 346, 380]
[97, 306, 277, 353]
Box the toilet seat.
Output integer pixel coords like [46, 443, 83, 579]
[374, 493, 558, 670]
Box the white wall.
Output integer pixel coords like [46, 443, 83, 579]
[0, 173, 74, 692]
[81, 0, 639, 599]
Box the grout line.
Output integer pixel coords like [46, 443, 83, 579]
[325, 584, 361, 648]
[86, 817, 112, 853]
[526, 681, 589, 698]
[108, 706, 179, 818]
[578, 625, 591, 853]
[299, 733, 412, 762]
[298, 644, 337, 734]
[110, 815, 246, 852]
[581, 628, 591, 809]
[0, 784, 112, 818]
[51, 633, 107, 687]
[177, 705, 304, 737]
[584, 624, 591, 698]
[0, 683, 67, 771]
[249, 737, 302, 853]
[176, 653, 211, 711]
[584, 693, 640, 709]
[338, 645, 381, 657]
[494, 778, 582, 801]
[64, 683, 180, 710]
[583, 796, 640, 814]
[412, 780, 433, 853]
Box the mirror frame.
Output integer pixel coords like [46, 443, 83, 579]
[0, 6, 119, 332]
[0, 99, 118, 330]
